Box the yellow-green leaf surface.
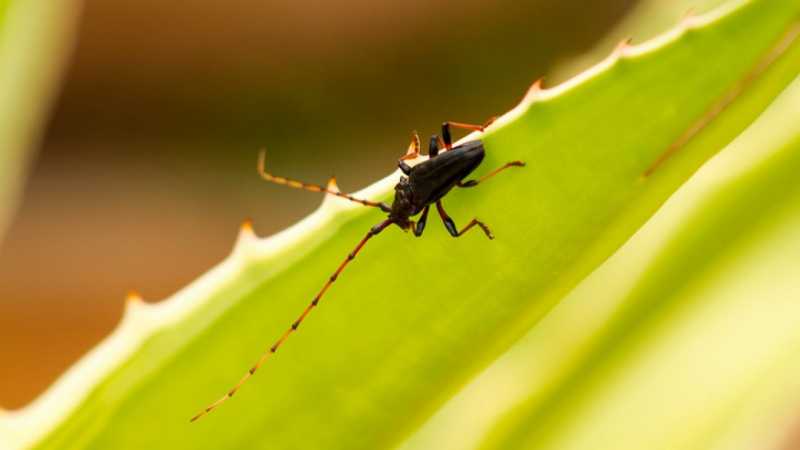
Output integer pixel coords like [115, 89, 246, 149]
[0, 0, 81, 243]
[2, 1, 798, 449]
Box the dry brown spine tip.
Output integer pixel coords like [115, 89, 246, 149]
[237, 218, 258, 245]
[615, 37, 633, 54]
[326, 177, 340, 192]
[521, 77, 544, 105]
[125, 290, 143, 305]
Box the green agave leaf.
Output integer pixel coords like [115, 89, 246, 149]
[0, 0, 81, 243]
[2, 0, 798, 449]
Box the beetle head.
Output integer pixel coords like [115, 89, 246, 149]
[388, 176, 414, 228]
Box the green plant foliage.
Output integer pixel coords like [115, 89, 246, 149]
[0, 0, 80, 243]
[3, 1, 799, 449]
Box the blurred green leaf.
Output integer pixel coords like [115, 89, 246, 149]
[2, 0, 798, 449]
[0, 0, 80, 243]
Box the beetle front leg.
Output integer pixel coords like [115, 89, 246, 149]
[457, 161, 526, 188]
[435, 201, 494, 240]
[398, 131, 421, 174]
[414, 206, 430, 237]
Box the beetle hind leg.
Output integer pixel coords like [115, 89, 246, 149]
[435, 201, 493, 240]
[428, 135, 440, 158]
[457, 161, 526, 188]
[441, 117, 497, 150]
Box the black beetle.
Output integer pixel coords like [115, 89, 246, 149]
[191, 119, 524, 422]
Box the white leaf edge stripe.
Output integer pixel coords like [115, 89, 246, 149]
[0, 1, 746, 448]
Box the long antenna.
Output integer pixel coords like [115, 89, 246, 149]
[190, 219, 393, 422]
[258, 151, 391, 212]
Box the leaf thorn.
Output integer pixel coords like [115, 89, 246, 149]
[125, 290, 143, 306]
[614, 37, 634, 56]
[520, 77, 544, 105]
[326, 177, 340, 193]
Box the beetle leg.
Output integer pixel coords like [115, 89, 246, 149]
[414, 206, 430, 237]
[456, 218, 494, 239]
[442, 117, 497, 150]
[428, 135, 440, 158]
[436, 201, 493, 240]
[457, 161, 526, 188]
[437, 135, 447, 151]
[399, 131, 421, 161]
[398, 131, 421, 175]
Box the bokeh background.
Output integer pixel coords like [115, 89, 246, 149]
[0, 0, 640, 408]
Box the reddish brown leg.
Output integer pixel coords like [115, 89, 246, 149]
[258, 151, 390, 212]
[190, 219, 393, 422]
[441, 117, 497, 150]
[436, 135, 447, 152]
[457, 218, 494, 239]
[457, 161, 526, 188]
[436, 201, 493, 240]
[399, 131, 421, 174]
[399, 131, 421, 161]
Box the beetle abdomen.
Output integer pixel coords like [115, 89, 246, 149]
[408, 140, 485, 208]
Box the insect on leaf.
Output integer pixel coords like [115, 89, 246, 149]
[2, 0, 799, 449]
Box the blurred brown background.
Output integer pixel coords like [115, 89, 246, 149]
[0, 0, 637, 408]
